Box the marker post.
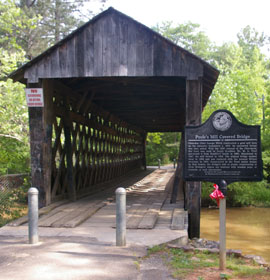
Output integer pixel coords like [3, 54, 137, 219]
[219, 180, 227, 271]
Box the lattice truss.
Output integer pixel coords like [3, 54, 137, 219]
[50, 92, 144, 200]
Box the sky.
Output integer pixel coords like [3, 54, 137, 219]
[99, 0, 270, 46]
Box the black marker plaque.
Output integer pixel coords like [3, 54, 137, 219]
[184, 110, 263, 184]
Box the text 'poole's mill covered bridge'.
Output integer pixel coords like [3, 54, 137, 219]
[9, 7, 219, 238]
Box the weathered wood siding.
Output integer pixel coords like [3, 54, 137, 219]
[25, 12, 203, 83]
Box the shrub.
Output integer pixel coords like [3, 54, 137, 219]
[202, 180, 270, 207]
[0, 178, 29, 226]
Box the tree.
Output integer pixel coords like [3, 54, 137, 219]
[203, 43, 266, 125]
[0, 0, 107, 59]
[153, 21, 213, 61]
[0, 0, 37, 174]
[146, 133, 180, 165]
[0, 0, 40, 56]
[21, 0, 108, 58]
[237, 25, 269, 64]
[0, 48, 29, 174]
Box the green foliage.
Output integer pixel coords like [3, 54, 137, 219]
[0, 0, 107, 58]
[264, 83, 270, 149]
[0, 182, 28, 227]
[202, 179, 270, 207]
[0, 49, 29, 174]
[263, 150, 270, 185]
[237, 25, 269, 64]
[147, 245, 166, 255]
[146, 132, 180, 166]
[153, 21, 213, 61]
[203, 44, 267, 126]
[0, 0, 41, 56]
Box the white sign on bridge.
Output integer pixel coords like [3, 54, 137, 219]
[25, 88, 44, 107]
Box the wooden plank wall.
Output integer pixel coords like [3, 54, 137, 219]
[24, 12, 203, 83]
[50, 89, 144, 202]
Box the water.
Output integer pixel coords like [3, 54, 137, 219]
[201, 207, 270, 263]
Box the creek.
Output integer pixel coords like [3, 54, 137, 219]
[200, 207, 270, 263]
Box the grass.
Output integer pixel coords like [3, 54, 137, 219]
[226, 255, 269, 278]
[169, 248, 219, 278]
[146, 245, 270, 279]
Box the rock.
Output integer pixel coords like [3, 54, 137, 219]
[166, 244, 193, 252]
[166, 243, 183, 249]
[244, 255, 268, 266]
[207, 248, 219, 254]
[244, 254, 258, 259]
[168, 236, 188, 247]
[166, 238, 269, 267]
[181, 245, 195, 252]
[176, 236, 188, 246]
[206, 240, 219, 249]
[226, 249, 242, 257]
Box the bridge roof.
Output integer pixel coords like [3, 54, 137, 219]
[9, 7, 219, 132]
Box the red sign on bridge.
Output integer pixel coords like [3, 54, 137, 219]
[25, 88, 44, 107]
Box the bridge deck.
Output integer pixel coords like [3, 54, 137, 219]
[8, 168, 187, 232]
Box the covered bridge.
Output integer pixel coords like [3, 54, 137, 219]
[9, 7, 219, 237]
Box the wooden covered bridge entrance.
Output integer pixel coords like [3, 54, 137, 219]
[10, 8, 219, 238]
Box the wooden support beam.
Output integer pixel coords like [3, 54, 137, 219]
[142, 133, 147, 170]
[63, 96, 76, 201]
[52, 80, 145, 134]
[171, 135, 185, 204]
[186, 79, 202, 239]
[43, 80, 54, 205]
[28, 79, 54, 207]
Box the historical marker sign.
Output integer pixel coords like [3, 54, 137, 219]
[184, 110, 263, 184]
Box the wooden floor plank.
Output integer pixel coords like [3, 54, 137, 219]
[51, 199, 105, 227]
[171, 208, 185, 230]
[51, 209, 86, 228]
[138, 203, 161, 229]
[63, 202, 106, 228]
[39, 210, 72, 227]
[126, 204, 149, 229]
[7, 200, 69, 226]
[38, 203, 76, 223]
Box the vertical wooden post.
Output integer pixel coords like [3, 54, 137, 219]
[171, 135, 185, 204]
[186, 79, 202, 238]
[28, 79, 53, 207]
[63, 96, 76, 201]
[43, 80, 53, 205]
[142, 133, 147, 170]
